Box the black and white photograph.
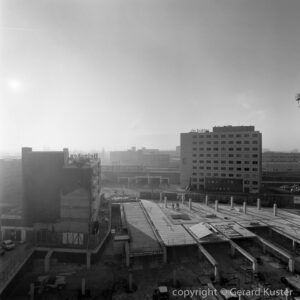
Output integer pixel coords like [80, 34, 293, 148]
[1, 0, 300, 299]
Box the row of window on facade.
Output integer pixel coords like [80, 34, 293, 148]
[192, 177, 259, 185]
[193, 166, 258, 172]
[192, 133, 259, 139]
[192, 160, 258, 165]
[192, 140, 259, 145]
[192, 147, 259, 151]
[191, 154, 259, 159]
[192, 173, 258, 179]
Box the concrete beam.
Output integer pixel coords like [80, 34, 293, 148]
[229, 241, 258, 272]
[256, 236, 295, 272]
[198, 244, 220, 282]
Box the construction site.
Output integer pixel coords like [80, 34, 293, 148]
[4, 192, 300, 299]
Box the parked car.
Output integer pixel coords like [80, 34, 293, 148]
[0, 246, 5, 256]
[2, 240, 16, 250]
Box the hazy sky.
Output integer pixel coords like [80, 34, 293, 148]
[1, 0, 300, 153]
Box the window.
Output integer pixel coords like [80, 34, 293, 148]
[192, 154, 197, 157]
[244, 141, 250, 144]
[199, 160, 204, 163]
[207, 154, 211, 157]
[193, 166, 197, 169]
[236, 148, 242, 151]
[206, 173, 211, 176]
[221, 147, 226, 151]
[221, 141, 226, 144]
[237, 161, 241, 164]
[236, 141, 241, 144]
[213, 167, 218, 170]
[244, 134, 249, 137]
[193, 135, 197, 139]
[253, 147, 258, 151]
[193, 142, 197, 145]
[221, 167, 226, 170]
[192, 160, 197, 163]
[206, 148, 211, 151]
[229, 148, 234, 151]
[252, 154, 258, 158]
[244, 168, 250, 171]
[252, 181, 258, 185]
[229, 167, 234, 170]
[206, 160, 211, 163]
[252, 134, 258, 137]
[207, 141, 211, 144]
[206, 166, 211, 170]
[199, 135, 204, 138]
[214, 160, 218, 164]
[252, 168, 258, 171]
[229, 154, 234, 157]
[237, 167, 241, 171]
[221, 134, 226, 138]
[236, 134, 241, 137]
[192, 172, 197, 175]
[206, 135, 211, 138]
[244, 180, 250, 184]
[193, 147, 197, 151]
[213, 173, 218, 176]
[221, 173, 226, 177]
[252, 140, 258, 144]
[229, 161, 234, 164]
[199, 166, 204, 169]
[229, 134, 234, 138]
[236, 154, 242, 158]
[213, 147, 218, 151]
[229, 141, 234, 144]
[244, 147, 250, 151]
[252, 161, 258, 164]
[213, 141, 218, 144]
[199, 147, 204, 151]
[213, 135, 218, 138]
[199, 154, 204, 157]
[199, 141, 204, 145]
[214, 154, 219, 157]
[229, 174, 234, 177]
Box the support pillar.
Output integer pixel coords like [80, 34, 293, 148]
[292, 240, 296, 251]
[230, 244, 235, 257]
[215, 200, 218, 212]
[257, 198, 261, 210]
[205, 194, 208, 206]
[214, 266, 220, 283]
[173, 269, 177, 287]
[189, 198, 192, 210]
[44, 250, 53, 273]
[129, 272, 133, 291]
[243, 201, 247, 214]
[288, 258, 295, 273]
[230, 196, 234, 209]
[164, 196, 167, 208]
[86, 252, 91, 270]
[182, 194, 185, 205]
[252, 261, 258, 272]
[163, 246, 167, 263]
[125, 242, 130, 267]
[81, 278, 86, 296]
[160, 193, 162, 202]
[273, 203, 277, 216]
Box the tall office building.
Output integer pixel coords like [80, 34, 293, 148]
[180, 126, 262, 193]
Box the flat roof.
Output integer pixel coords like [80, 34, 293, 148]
[141, 200, 196, 246]
[123, 202, 161, 254]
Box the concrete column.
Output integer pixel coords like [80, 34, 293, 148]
[214, 266, 220, 283]
[29, 283, 34, 300]
[205, 195, 209, 206]
[181, 194, 185, 205]
[21, 229, 26, 243]
[86, 252, 91, 270]
[163, 246, 167, 263]
[44, 250, 53, 273]
[288, 258, 295, 273]
[230, 244, 235, 257]
[129, 272, 133, 291]
[243, 202, 247, 214]
[252, 261, 258, 272]
[292, 240, 296, 251]
[189, 198, 192, 210]
[81, 278, 86, 296]
[148, 176, 150, 185]
[160, 193, 162, 202]
[262, 243, 266, 254]
[125, 242, 130, 267]
[230, 196, 234, 209]
[173, 269, 177, 287]
[215, 200, 218, 212]
[257, 198, 261, 210]
[164, 196, 167, 208]
[273, 203, 277, 216]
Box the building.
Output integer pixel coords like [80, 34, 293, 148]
[262, 151, 300, 172]
[22, 148, 101, 227]
[22, 147, 68, 225]
[180, 126, 262, 193]
[110, 147, 171, 168]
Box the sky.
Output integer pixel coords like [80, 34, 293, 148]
[1, 0, 300, 154]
